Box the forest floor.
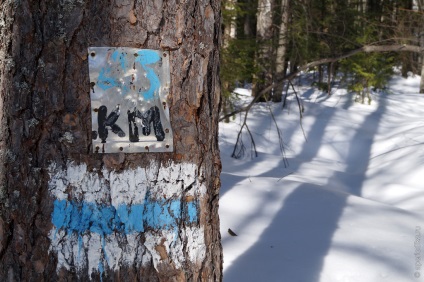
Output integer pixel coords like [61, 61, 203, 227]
[219, 71, 424, 282]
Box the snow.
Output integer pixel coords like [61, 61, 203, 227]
[233, 87, 252, 97]
[219, 74, 424, 282]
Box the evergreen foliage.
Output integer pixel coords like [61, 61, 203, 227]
[340, 23, 396, 104]
[221, 38, 257, 96]
[341, 52, 394, 104]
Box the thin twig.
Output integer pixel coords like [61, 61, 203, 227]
[289, 81, 307, 142]
[282, 80, 290, 109]
[245, 123, 258, 158]
[231, 102, 258, 159]
[277, 172, 294, 182]
[267, 103, 289, 167]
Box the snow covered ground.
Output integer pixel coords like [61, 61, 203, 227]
[219, 73, 424, 282]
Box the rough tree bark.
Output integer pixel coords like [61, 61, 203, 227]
[0, 0, 222, 281]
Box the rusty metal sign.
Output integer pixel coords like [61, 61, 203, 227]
[88, 47, 173, 153]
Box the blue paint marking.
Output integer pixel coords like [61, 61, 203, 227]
[51, 197, 198, 236]
[111, 50, 127, 71]
[116, 204, 145, 233]
[187, 202, 198, 222]
[78, 235, 83, 258]
[98, 260, 104, 282]
[135, 50, 161, 100]
[96, 51, 127, 93]
[94, 49, 162, 99]
[97, 67, 120, 91]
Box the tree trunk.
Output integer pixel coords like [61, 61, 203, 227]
[327, 62, 334, 95]
[418, 0, 424, 10]
[242, 0, 256, 37]
[421, 53, 424, 94]
[252, 0, 274, 99]
[419, 4, 424, 93]
[222, 0, 237, 122]
[0, 0, 222, 281]
[223, 0, 237, 46]
[273, 0, 290, 102]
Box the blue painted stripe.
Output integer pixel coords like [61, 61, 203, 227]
[52, 197, 198, 235]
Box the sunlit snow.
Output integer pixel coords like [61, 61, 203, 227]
[219, 73, 424, 282]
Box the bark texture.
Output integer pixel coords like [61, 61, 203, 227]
[0, 0, 222, 281]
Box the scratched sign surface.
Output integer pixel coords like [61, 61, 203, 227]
[88, 47, 173, 153]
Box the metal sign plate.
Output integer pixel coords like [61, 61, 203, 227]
[88, 47, 173, 153]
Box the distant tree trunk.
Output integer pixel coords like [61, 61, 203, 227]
[419, 2, 424, 93]
[222, 0, 237, 123]
[327, 62, 335, 95]
[223, 0, 238, 47]
[401, 54, 414, 78]
[318, 65, 324, 84]
[420, 34, 424, 93]
[274, 0, 290, 102]
[252, 0, 275, 100]
[242, 0, 256, 37]
[418, 0, 424, 10]
[0, 0, 222, 281]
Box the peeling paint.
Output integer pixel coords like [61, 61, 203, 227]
[48, 161, 206, 278]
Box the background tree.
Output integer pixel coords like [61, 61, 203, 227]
[221, 0, 257, 120]
[0, 0, 222, 281]
[416, 0, 424, 93]
[273, 0, 291, 102]
[341, 52, 395, 104]
[252, 0, 275, 99]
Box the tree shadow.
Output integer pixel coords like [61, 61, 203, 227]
[342, 92, 355, 110]
[223, 184, 348, 282]
[218, 102, 305, 198]
[302, 88, 318, 100]
[222, 95, 390, 281]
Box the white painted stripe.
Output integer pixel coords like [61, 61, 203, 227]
[49, 226, 206, 277]
[48, 161, 205, 204]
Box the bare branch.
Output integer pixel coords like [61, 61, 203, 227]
[266, 103, 289, 167]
